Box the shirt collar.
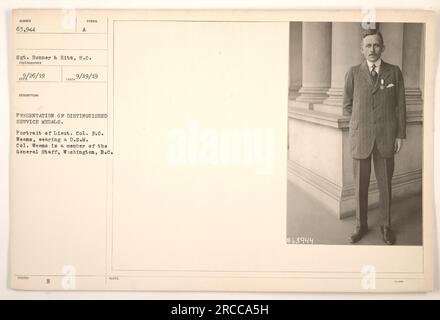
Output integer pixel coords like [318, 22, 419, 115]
[367, 58, 382, 70]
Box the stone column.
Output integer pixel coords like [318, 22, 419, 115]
[289, 22, 302, 100]
[379, 23, 404, 69]
[295, 22, 331, 108]
[316, 23, 363, 115]
[419, 24, 425, 100]
[403, 23, 423, 111]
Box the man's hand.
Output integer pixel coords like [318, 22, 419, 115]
[394, 138, 403, 153]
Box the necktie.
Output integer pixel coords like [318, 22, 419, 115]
[371, 64, 377, 82]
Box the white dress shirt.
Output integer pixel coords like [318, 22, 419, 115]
[366, 58, 382, 74]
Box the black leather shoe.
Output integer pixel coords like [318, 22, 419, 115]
[380, 226, 396, 245]
[349, 226, 368, 244]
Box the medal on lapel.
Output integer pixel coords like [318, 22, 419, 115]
[380, 78, 385, 90]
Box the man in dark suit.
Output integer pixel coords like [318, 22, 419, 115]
[343, 29, 406, 245]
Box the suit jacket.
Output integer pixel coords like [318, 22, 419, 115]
[343, 60, 406, 159]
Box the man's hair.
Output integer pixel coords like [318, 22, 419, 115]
[361, 29, 384, 46]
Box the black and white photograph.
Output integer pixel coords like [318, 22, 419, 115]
[2, 4, 437, 296]
[287, 22, 424, 246]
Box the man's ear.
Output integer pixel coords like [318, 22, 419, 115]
[381, 44, 386, 53]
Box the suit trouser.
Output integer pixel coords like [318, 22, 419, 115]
[353, 142, 395, 229]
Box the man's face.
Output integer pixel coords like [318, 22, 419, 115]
[361, 34, 385, 63]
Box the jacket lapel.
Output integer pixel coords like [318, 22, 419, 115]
[360, 60, 374, 86]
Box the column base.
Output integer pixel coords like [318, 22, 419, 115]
[313, 88, 345, 115]
[295, 86, 329, 106]
[323, 87, 343, 106]
[405, 88, 423, 111]
[289, 86, 301, 100]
